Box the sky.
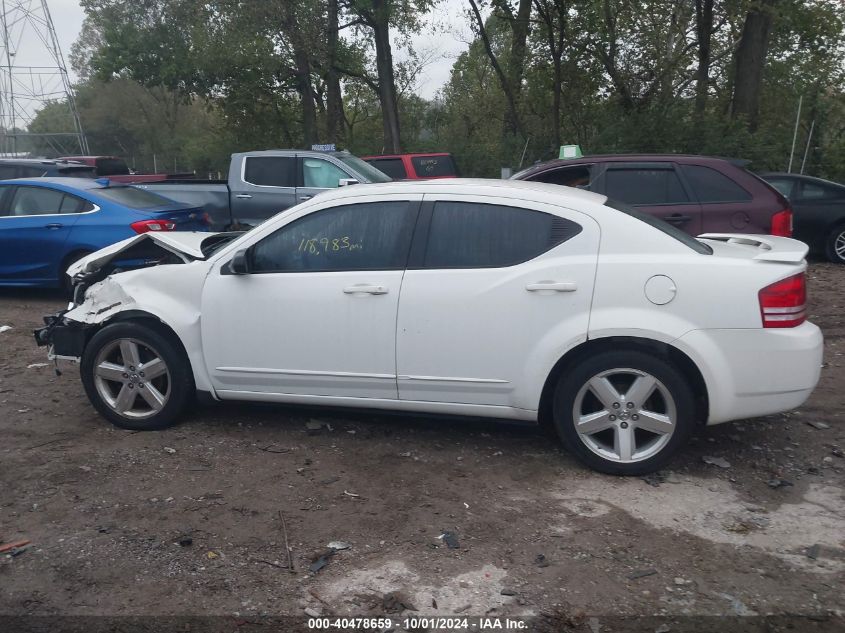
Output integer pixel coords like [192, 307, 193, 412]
[17, 0, 470, 99]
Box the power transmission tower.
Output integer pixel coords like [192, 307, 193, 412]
[0, 0, 88, 156]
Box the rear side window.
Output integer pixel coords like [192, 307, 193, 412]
[251, 201, 417, 272]
[682, 165, 751, 203]
[95, 158, 130, 176]
[243, 156, 296, 188]
[766, 178, 794, 198]
[368, 158, 407, 180]
[423, 202, 582, 269]
[604, 168, 689, 205]
[411, 155, 456, 178]
[800, 181, 841, 200]
[606, 198, 712, 255]
[19, 166, 48, 178]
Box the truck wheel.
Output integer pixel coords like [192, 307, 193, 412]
[825, 223, 845, 264]
[553, 351, 696, 475]
[80, 322, 194, 430]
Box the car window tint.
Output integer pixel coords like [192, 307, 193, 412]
[243, 156, 296, 188]
[0, 165, 17, 179]
[59, 194, 85, 213]
[604, 168, 689, 205]
[94, 186, 174, 209]
[302, 158, 348, 189]
[368, 158, 407, 179]
[411, 155, 456, 178]
[766, 178, 793, 198]
[800, 182, 838, 200]
[682, 165, 751, 202]
[529, 165, 592, 188]
[423, 201, 582, 269]
[19, 166, 48, 178]
[10, 186, 65, 216]
[251, 201, 416, 272]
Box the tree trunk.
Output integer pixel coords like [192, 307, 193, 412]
[294, 46, 318, 147]
[731, 0, 778, 130]
[371, 0, 401, 153]
[694, 0, 714, 116]
[503, 0, 532, 138]
[326, 0, 344, 145]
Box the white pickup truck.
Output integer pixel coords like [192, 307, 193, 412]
[138, 149, 391, 230]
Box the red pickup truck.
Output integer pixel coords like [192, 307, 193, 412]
[361, 152, 458, 180]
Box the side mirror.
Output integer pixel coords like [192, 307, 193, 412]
[229, 248, 251, 275]
[338, 178, 359, 187]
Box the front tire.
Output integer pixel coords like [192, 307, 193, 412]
[80, 322, 193, 430]
[553, 351, 696, 475]
[824, 223, 845, 264]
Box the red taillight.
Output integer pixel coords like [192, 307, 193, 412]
[771, 209, 793, 237]
[131, 219, 177, 234]
[759, 273, 806, 328]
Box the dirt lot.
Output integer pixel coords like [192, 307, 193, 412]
[1, 263, 843, 630]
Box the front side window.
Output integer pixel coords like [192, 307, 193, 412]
[250, 201, 416, 273]
[604, 167, 689, 205]
[243, 156, 296, 188]
[302, 158, 349, 189]
[10, 186, 66, 216]
[422, 201, 582, 269]
[529, 165, 592, 188]
[682, 165, 751, 203]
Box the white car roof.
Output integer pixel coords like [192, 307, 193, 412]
[314, 177, 609, 208]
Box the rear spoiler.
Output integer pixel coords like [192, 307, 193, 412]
[698, 233, 809, 263]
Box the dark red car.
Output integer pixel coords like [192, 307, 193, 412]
[512, 155, 792, 237]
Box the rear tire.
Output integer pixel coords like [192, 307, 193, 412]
[553, 350, 696, 475]
[80, 321, 193, 430]
[824, 223, 845, 264]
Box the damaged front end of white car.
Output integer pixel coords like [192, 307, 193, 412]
[34, 231, 240, 360]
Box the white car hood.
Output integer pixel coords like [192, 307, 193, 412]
[68, 231, 218, 276]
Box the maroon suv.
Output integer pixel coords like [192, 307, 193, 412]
[512, 155, 792, 237]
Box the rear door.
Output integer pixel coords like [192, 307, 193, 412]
[0, 185, 83, 284]
[593, 162, 702, 235]
[679, 164, 756, 234]
[790, 179, 845, 248]
[230, 155, 298, 227]
[396, 195, 598, 411]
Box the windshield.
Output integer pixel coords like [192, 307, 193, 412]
[335, 153, 392, 183]
[93, 185, 180, 209]
[605, 198, 712, 255]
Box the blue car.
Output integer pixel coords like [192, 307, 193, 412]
[0, 178, 210, 290]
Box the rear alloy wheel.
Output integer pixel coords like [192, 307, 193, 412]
[825, 224, 845, 264]
[554, 351, 695, 475]
[81, 322, 193, 430]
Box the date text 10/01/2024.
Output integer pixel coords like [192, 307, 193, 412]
[307, 617, 529, 630]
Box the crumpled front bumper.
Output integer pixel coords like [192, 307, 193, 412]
[34, 313, 92, 360]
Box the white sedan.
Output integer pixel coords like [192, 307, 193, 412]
[35, 179, 823, 475]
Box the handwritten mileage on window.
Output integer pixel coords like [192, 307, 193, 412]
[297, 236, 363, 255]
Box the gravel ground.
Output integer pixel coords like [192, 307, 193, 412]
[0, 263, 843, 631]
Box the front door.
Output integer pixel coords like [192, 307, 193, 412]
[201, 196, 420, 399]
[396, 196, 599, 410]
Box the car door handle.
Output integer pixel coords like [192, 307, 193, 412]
[343, 284, 388, 295]
[44, 223, 63, 229]
[234, 194, 252, 199]
[525, 281, 577, 292]
[663, 214, 691, 224]
[299, 195, 313, 201]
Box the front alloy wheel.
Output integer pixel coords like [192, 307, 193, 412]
[554, 350, 695, 475]
[93, 338, 171, 419]
[81, 321, 193, 430]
